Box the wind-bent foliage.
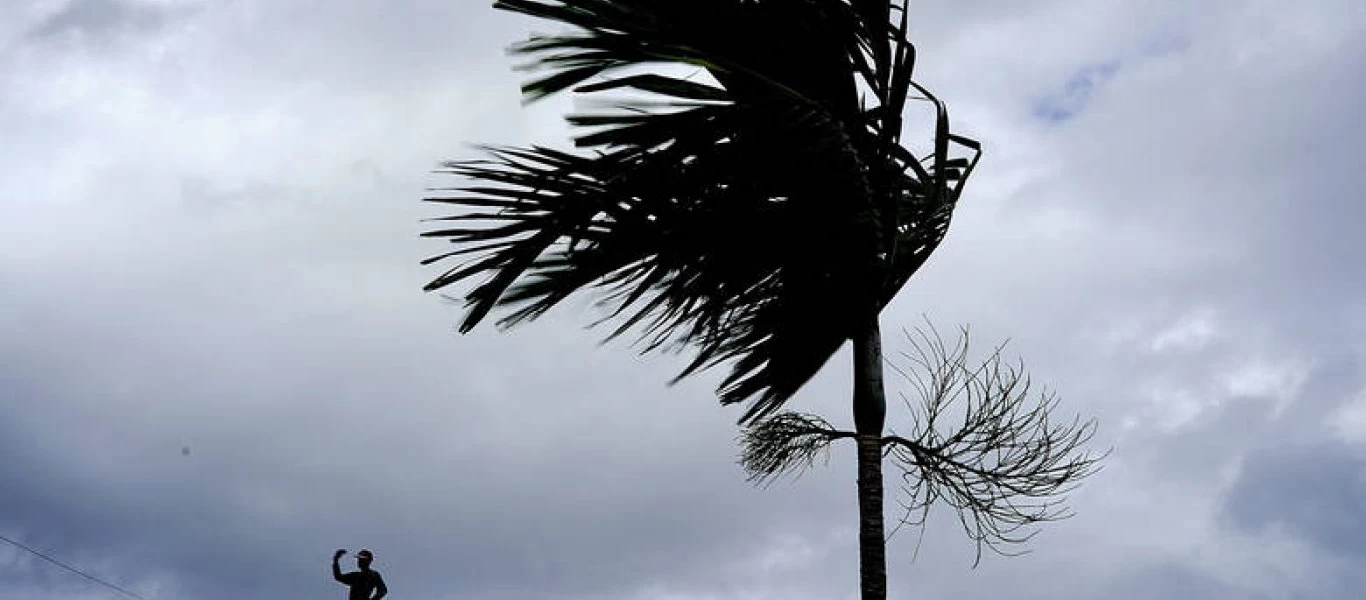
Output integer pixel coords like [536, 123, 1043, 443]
[885, 324, 1104, 564]
[422, 0, 980, 424]
[741, 324, 1105, 565]
[739, 412, 853, 485]
[424, 3, 988, 597]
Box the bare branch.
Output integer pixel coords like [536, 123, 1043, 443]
[885, 321, 1107, 566]
[739, 412, 856, 487]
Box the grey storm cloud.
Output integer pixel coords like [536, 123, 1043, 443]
[23, 0, 188, 42]
[2, 0, 1365, 599]
[1224, 442, 1366, 559]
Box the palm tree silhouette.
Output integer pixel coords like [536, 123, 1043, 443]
[422, 2, 979, 597]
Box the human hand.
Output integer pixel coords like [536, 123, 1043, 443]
[334, 549, 347, 561]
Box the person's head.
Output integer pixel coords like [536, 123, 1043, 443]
[356, 549, 374, 571]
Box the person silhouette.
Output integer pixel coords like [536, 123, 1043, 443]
[332, 548, 388, 600]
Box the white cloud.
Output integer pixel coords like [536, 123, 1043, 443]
[1148, 308, 1220, 353]
[1329, 388, 1366, 445]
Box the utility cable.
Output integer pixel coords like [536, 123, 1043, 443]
[0, 532, 147, 600]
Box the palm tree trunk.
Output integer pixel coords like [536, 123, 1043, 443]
[852, 310, 887, 600]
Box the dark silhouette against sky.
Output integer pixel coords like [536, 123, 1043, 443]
[333, 549, 387, 600]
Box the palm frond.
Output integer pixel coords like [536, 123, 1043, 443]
[424, 0, 980, 423]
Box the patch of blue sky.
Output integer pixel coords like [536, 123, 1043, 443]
[1032, 61, 1121, 123]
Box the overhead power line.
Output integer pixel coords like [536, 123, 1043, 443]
[0, 532, 147, 600]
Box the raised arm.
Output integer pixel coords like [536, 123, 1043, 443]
[332, 549, 347, 583]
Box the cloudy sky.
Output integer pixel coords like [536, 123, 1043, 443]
[2, 0, 1364, 598]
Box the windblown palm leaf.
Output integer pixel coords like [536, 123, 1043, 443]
[423, 0, 979, 423]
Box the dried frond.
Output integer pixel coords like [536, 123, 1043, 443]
[883, 321, 1107, 566]
[739, 412, 855, 486]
